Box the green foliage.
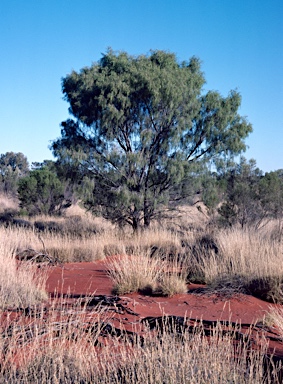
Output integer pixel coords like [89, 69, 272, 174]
[18, 167, 69, 216]
[0, 152, 29, 196]
[217, 158, 262, 227]
[258, 169, 283, 220]
[217, 158, 283, 228]
[52, 49, 252, 230]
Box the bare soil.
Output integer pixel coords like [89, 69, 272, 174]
[2, 257, 283, 377]
[45, 259, 283, 358]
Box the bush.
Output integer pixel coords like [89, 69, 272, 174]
[157, 274, 188, 297]
[18, 168, 70, 216]
[107, 254, 164, 295]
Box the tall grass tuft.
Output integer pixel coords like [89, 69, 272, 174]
[107, 253, 164, 295]
[0, 231, 48, 308]
[196, 227, 283, 302]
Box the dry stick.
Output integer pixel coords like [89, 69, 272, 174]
[37, 234, 55, 264]
[16, 248, 52, 263]
[15, 234, 56, 265]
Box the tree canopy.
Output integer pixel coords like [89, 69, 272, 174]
[204, 158, 283, 229]
[18, 166, 69, 216]
[0, 152, 29, 196]
[52, 49, 252, 230]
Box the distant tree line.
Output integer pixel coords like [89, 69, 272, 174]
[0, 149, 282, 230]
[0, 153, 71, 216]
[203, 157, 283, 228]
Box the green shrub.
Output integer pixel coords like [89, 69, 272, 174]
[18, 168, 70, 216]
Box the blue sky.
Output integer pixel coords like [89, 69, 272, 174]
[0, 0, 282, 172]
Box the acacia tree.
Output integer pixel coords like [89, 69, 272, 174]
[217, 159, 283, 228]
[18, 166, 70, 216]
[52, 49, 252, 231]
[217, 158, 264, 227]
[0, 152, 29, 196]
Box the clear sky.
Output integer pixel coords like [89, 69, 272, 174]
[0, 0, 282, 172]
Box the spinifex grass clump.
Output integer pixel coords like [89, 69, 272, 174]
[196, 227, 283, 302]
[107, 253, 164, 295]
[0, 231, 48, 309]
[157, 274, 188, 297]
[107, 252, 188, 297]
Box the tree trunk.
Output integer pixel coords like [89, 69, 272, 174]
[144, 199, 151, 228]
[143, 168, 152, 228]
[132, 216, 139, 232]
[132, 207, 141, 233]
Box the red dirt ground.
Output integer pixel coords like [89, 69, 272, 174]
[46, 258, 275, 324]
[2, 258, 283, 374]
[45, 258, 283, 360]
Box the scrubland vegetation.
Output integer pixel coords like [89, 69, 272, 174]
[2, 194, 282, 305]
[0, 238, 47, 309]
[0, 193, 283, 382]
[1, 49, 283, 382]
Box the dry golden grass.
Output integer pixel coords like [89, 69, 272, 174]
[0, 230, 48, 309]
[107, 253, 164, 295]
[40, 232, 105, 262]
[1, 205, 283, 381]
[64, 202, 115, 231]
[266, 306, 283, 338]
[104, 321, 273, 384]
[0, 193, 19, 213]
[157, 274, 188, 297]
[1, 203, 283, 302]
[2, 209, 283, 300]
[196, 226, 283, 302]
[106, 245, 188, 297]
[0, 310, 279, 383]
[0, 298, 107, 383]
[0, 210, 188, 265]
[0, 218, 121, 264]
[159, 203, 209, 230]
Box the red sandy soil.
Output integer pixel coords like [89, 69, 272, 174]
[2, 257, 283, 372]
[46, 258, 275, 324]
[45, 258, 283, 359]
